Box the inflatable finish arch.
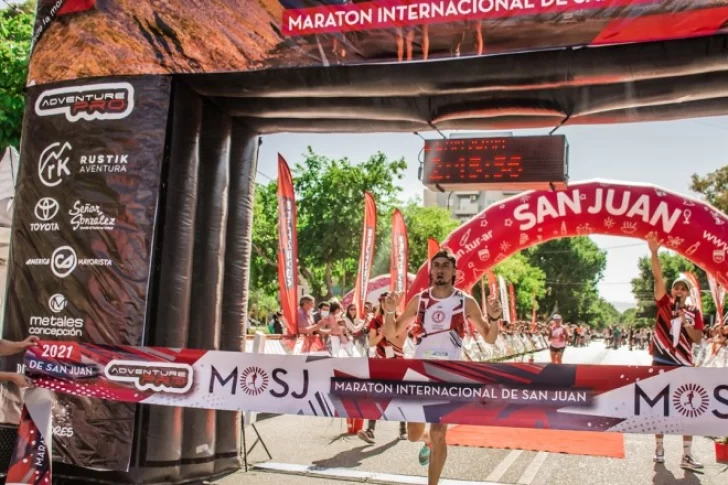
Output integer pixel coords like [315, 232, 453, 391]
[410, 180, 728, 296]
[4, 1, 728, 484]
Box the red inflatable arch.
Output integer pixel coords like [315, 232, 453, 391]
[409, 180, 728, 297]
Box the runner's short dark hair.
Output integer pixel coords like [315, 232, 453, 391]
[430, 249, 457, 267]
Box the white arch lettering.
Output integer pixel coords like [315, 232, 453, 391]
[408, 180, 728, 297]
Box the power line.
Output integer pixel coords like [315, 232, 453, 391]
[257, 170, 275, 182]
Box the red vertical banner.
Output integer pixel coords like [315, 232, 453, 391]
[508, 282, 518, 323]
[480, 276, 487, 312]
[707, 274, 725, 325]
[390, 209, 409, 312]
[485, 270, 498, 301]
[354, 193, 377, 319]
[427, 238, 440, 263]
[277, 154, 299, 337]
[683, 271, 703, 313]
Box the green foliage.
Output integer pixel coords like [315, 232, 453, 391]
[248, 287, 280, 324]
[620, 307, 637, 325]
[251, 147, 408, 301]
[0, 1, 34, 149]
[371, 200, 460, 277]
[491, 253, 546, 320]
[524, 237, 607, 324]
[250, 182, 279, 297]
[691, 165, 728, 213]
[585, 297, 621, 328]
[631, 250, 719, 326]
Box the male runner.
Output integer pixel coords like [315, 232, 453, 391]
[384, 250, 501, 485]
[648, 239, 704, 470]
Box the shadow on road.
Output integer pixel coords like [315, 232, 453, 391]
[312, 438, 401, 468]
[652, 464, 702, 484]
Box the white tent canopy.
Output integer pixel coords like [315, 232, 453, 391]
[0, 146, 19, 230]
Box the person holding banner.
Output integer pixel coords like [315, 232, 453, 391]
[0, 336, 39, 388]
[383, 250, 501, 485]
[648, 239, 704, 471]
[358, 292, 408, 443]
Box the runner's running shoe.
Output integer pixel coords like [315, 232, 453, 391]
[653, 449, 665, 464]
[418, 443, 431, 466]
[680, 455, 703, 471]
[357, 429, 375, 444]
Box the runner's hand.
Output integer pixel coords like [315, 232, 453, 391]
[384, 292, 401, 312]
[8, 374, 33, 389]
[647, 238, 661, 254]
[486, 298, 503, 321]
[20, 336, 40, 349]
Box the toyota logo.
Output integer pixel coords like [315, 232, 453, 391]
[48, 294, 67, 313]
[34, 197, 59, 222]
[51, 246, 77, 278]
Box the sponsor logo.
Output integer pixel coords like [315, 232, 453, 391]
[29, 295, 83, 338]
[51, 246, 77, 278]
[68, 201, 116, 231]
[432, 310, 445, 324]
[35, 82, 134, 122]
[48, 294, 67, 313]
[672, 384, 710, 418]
[240, 367, 269, 396]
[32, 197, 60, 232]
[79, 153, 128, 174]
[105, 361, 193, 394]
[38, 142, 72, 187]
[25, 245, 112, 277]
[209, 365, 309, 399]
[635, 382, 728, 419]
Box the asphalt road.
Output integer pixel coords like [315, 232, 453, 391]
[214, 341, 728, 485]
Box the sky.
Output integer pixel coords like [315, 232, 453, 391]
[258, 116, 728, 310]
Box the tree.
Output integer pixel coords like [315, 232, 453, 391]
[524, 237, 607, 324]
[491, 253, 547, 320]
[371, 199, 460, 277]
[585, 297, 620, 328]
[691, 165, 728, 213]
[0, 0, 34, 149]
[249, 182, 279, 297]
[621, 307, 636, 321]
[631, 249, 718, 326]
[251, 148, 408, 301]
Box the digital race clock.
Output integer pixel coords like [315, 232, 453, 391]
[422, 135, 569, 191]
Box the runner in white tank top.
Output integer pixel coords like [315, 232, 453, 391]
[412, 288, 468, 361]
[383, 250, 502, 485]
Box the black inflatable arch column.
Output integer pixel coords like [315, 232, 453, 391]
[130, 80, 259, 483]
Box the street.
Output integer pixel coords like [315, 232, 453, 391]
[216, 341, 728, 485]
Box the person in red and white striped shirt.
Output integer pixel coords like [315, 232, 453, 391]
[647, 239, 704, 471]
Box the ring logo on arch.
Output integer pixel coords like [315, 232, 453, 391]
[35, 83, 135, 122]
[25, 245, 113, 277]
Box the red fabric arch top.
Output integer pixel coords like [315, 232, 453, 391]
[409, 180, 728, 299]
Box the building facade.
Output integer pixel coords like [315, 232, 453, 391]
[423, 189, 522, 223]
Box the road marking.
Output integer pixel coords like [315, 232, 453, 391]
[253, 462, 504, 485]
[486, 449, 523, 482]
[517, 452, 549, 484]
